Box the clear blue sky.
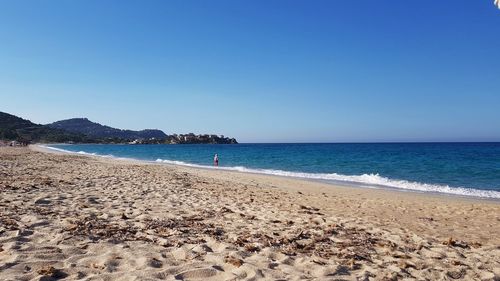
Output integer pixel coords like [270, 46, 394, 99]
[1, 1, 499, 142]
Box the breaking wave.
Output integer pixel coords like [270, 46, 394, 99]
[41, 145, 113, 158]
[154, 158, 500, 199]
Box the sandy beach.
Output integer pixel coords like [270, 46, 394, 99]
[0, 146, 499, 280]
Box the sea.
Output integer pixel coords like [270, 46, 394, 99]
[45, 143, 500, 199]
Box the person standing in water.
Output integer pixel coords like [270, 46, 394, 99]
[214, 153, 219, 166]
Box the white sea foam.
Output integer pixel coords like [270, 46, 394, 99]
[40, 145, 73, 154]
[40, 146, 113, 158]
[77, 150, 97, 156]
[155, 158, 500, 199]
[40, 145, 500, 199]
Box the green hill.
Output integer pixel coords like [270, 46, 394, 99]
[48, 118, 167, 140]
[1, 111, 238, 144]
[0, 111, 89, 143]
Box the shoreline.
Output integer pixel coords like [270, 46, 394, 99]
[34, 144, 500, 202]
[31, 144, 500, 239]
[1, 146, 499, 280]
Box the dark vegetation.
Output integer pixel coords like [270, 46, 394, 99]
[0, 112, 92, 143]
[0, 111, 237, 144]
[48, 118, 167, 140]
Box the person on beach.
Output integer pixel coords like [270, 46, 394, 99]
[214, 153, 219, 166]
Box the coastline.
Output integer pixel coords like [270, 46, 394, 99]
[1, 146, 499, 280]
[35, 144, 500, 201]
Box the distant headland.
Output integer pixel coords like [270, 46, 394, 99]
[0, 111, 237, 145]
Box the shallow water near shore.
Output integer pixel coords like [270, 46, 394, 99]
[46, 143, 500, 198]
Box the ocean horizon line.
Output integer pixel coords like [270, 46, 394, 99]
[234, 141, 500, 144]
[47, 141, 500, 145]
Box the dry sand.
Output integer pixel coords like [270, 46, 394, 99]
[0, 146, 499, 280]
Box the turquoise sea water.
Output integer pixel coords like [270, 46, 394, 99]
[46, 143, 500, 199]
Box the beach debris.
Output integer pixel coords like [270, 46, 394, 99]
[311, 217, 325, 225]
[397, 260, 410, 269]
[214, 227, 224, 236]
[299, 205, 323, 215]
[0, 216, 19, 230]
[268, 262, 279, 269]
[219, 206, 234, 213]
[470, 241, 482, 248]
[66, 216, 145, 242]
[143, 211, 225, 245]
[446, 268, 467, 279]
[224, 255, 243, 267]
[64, 223, 78, 232]
[450, 260, 466, 266]
[148, 258, 163, 268]
[312, 259, 327, 265]
[37, 266, 67, 278]
[444, 237, 455, 246]
[299, 205, 320, 211]
[443, 237, 470, 249]
[192, 244, 213, 254]
[91, 263, 106, 270]
[244, 243, 261, 252]
[32, 206, 54, 216]
[37, 266, 57, 275]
